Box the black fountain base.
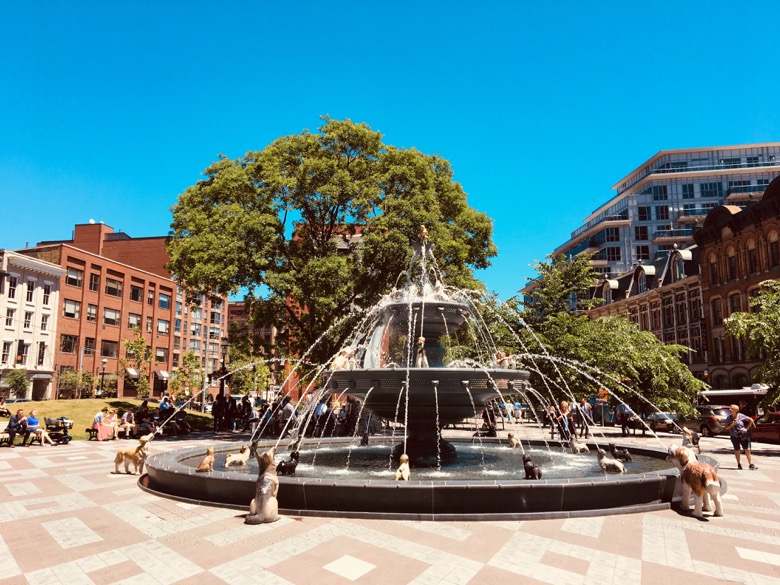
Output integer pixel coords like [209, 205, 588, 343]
[391, 437, 457, 467]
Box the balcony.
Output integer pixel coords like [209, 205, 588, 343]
[676, 208, 711, 224]
[650, 159, 780, 176]
[726, 185, 766, 203]
[654, 228, 694, 244]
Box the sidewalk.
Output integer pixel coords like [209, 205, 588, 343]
[1, 424, 778, 585]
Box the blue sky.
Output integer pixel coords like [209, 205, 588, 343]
[2, 2, 778, 301]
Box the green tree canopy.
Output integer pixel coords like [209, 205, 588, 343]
[168, 117, 496, 364]
[725, 279, 780, 406]
[5, 369, 30, 399]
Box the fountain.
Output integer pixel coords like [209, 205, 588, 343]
[143, 228, 706, 520]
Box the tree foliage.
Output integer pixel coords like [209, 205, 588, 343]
[121, 327, 152, 398]
[725, 279, 780, 406]
[57, 370, 94, 399]
[168, 351, 202, 399]
[5, 369, 30, 399]
[168, 117, 496, 364]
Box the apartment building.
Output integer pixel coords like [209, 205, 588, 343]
[19, 223, 228, 398]
[0, 251, 64, 399]
[552, 143, 780, 278]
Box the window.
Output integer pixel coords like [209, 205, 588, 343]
[729, 294, 741, 315]
[101, 340, 119, 358]
[42, 284, 51, 305]
[721, 157, 740, 168]
[66, 267, 83, 287]
[105, 278, 122, 297]
[84, 337, 96, 356]
[673, 257, 685, 281]
[23, 312, 32, 329]
[155, 348, 169, 363]
[747, 156, 760, 165]
[89, 273, 100, 292]
[173, 336, 181, 350]
[709, 261, 719, 286]
[5, 308, 14, 327]
[60, 334, 78, 353]
[651, 185, 668, 200]
[682, 183, 695, 199]
[148, 290, 155, 306]
[712, 299, 723, 325]
[727, 254, 737, 281]
[146, 316, 153, 333]
[37, 342, 46, 367]
[63, 299, 81, 319]
[8, 276, 18, 299]
[157, 319, 170, 334]
[18, 343, 29, 366]
[87, 304, 97, 322]
[41, 314, 49, 332]
[175, 301, 182, 316]
[212, 300, 222, 310]
[606, 247, 621, 262]
[208, 342, 220, 354]
[128, 313, 142, 328]
[172, 352, 180, 367]
[636, 246, 650, 261]
[700, 182, 722, 198]
[209, 326, 221, 340]
[655, 205, 669, 220]
[26, 280, 35, 302]
[606, 227, 619, 242]
[747, 247, 757, 274]
[634, 226, 648, 241]
[104, 308, 120, 326]
[189, 339, 201, 351]
[191, 308, 202, 321]
[159, 293, 171, 309]
[1, 341, 11, 365]
[174, 318, 181, 333]
[771, 240, 780, 268]
[190, 323, 201, 336]
[130, 285, 143, 302]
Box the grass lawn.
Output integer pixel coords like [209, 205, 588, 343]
[6, 399, 214, 441]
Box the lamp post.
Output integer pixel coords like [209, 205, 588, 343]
[99, 358, 107, 397]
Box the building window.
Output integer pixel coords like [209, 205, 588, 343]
[209, 326, 221, 340]
[189, 339, 201, 351]
[212, 300, 222, 310]
[709, 261, 719, 286]
[651, 185, 668, 200]
[42, 284, 51, 305]
[191, 323, 201, 336]
[673, 257, 685, 281]
[771, 240, 780, 267]
[638, 206, 651, 221]
[130, 285, 143, 302]
[128, 313, 141, 329]
[148, 290, 155, 306]
[105, 278, 122, 297]
[7, 276, 17, 299]
[700, 182, 722, 198]
[172, 352, 180, 367]
[37, 342, 46, 367]
[191, 308, 202, 321]
[727, 255, 737, 281]
[63, 299, 81, 319]
[747, 248, 757, 274]
[175, 301, 182, 316]
[66, 267, 83, 287]
[721, 157, 740, 168]
[173, 336, 181, 350]
[636, 246, 650, 262]
[41, 314, 49, 332]
[1, 341, 11, 364]
[26, 280, 35, 303]
[682, 183, 695, 199]
[60, 334, 78, 353]
[634, 226, 648, 241]
[18, 342, 29, 366]
[606, 247, 621, 262]
[712, 299, 723, 325]
[209, 312, 222, 325]
[729, 294, 741, 315]
[87, 304, 97, 322]
[605, 227, 619, 242]
[157, 319, 170, 334]
[89, 273, 100, 292]
[101, 340, 119, 358]
[84, 337, 96, 355]
[155, 348, 169, 363]
[655, 205, 669, 221]
[747, 156, 760, 165]
[159, 293, 171, 309]
[174, 318, 181, 333]
[23, 312, 32, 330]
[104, 308, 121, 326]
[5, 308, 14, 327]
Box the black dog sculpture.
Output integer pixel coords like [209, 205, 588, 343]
[608, 442, 632, 462]
[473, 424, 497, 438]
[522, 453, 542, 480]
[360, 431, 369, 446]
[276, 450, 300, 476]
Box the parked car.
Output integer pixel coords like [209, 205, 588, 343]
[679, 405, 731, 437]
[645, 412, 678, 433]
[751, 412, 780, 444]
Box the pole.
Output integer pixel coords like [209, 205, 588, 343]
[99, 359, 107, 397]
[76, 345, 84, 399]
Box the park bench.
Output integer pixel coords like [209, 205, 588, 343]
[86, 427, 99, 440]
[0, 421, 10, 445]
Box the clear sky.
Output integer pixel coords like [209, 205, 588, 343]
[2, 1, 778, 301]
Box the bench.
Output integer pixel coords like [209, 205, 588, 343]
[0, 422, 9, 446]
[86, 427, 99, 440]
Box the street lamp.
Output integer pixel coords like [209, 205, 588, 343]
[99, 358, 107, 397]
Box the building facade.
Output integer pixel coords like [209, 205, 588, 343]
[19, 223, 228, 398]
[552, 143, 780, 278]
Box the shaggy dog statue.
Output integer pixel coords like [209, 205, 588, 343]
[681, 428, 701, 455]
[114, 434, 152, 475]
[245, 445, 280, 524]
[522, 453, 542, 480]
[195, 447, 215, 472]
[667, 446, 722, 517]
[277, 450, 300, 476]
[569, 435, 589, 454]
[507, 433, 520, 448]
[608, 442, 632, 462]
[395, 453, 411, 481]
[597, 449, 625, 473]
[331, 346, 356, 370]
[225, 445, 250, 467]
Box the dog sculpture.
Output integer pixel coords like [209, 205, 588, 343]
[195, 447, 215, 472]
[507, 433, 520, 448]
[667, 446, 722, 517]
[597, 449, 625, 473]
[414, 337, 429, 368]
[522, 453, 542, 480]
[360, 431, 370, 446]
[395, 453, 411, 481]
[608, 442, 632, 462]
[225, 445, 250, 467]
[681, 428, 701, 455]
[473, 424, 497, 438]
[277, 450, 300, 476]
[113, 434, 152, 474]
[569, 435, 589, 454]
[331, 346, 357, 370]
[245, 445, 280, 524]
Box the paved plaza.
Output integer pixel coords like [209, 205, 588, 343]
[1, 424, 778, 585]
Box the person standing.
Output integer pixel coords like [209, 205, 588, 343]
[725, 404, 757, 470]
[579, 398, 592, 438]
[556, 401, 574, 442]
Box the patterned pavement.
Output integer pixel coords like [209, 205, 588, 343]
[1, 424, 779, 585]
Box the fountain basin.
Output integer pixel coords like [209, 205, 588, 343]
[142, 439, 704, 520]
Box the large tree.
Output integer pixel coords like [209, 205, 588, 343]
[168, 118, 496, 363]
[725, 279, 780, 407]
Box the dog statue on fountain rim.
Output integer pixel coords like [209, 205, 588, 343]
[569, 435, 589, 454]
[414, 337, 429, 368]
[597, 449, 625, 474]
[245, 444, 280, 524]
[507, 433, 520, 448]
[395, 453, 411, 481]
[666, 446, 722, 517]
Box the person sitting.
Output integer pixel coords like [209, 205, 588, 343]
[26, 410, 56, 446]
[158, 394, 175, 422]
[104, 409, 119, 439]
[0, 397, 10, 418]
[93, 407, 114, 441]
[135, 400, 157, 435]
[7, 409, 31, 447]
[118, 410, 136, 439]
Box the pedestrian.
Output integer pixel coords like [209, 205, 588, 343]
[556, 401, 574, 441]
[617, 403, 632, 437]
[724, 404, 757, 470]
[579, 398, 592, 438]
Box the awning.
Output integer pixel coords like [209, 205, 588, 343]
[30, 373, 53, 380]
[125, 367, 140, 380]
[155, 370, 170, 380]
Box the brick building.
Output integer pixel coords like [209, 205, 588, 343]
[19, 223, 228, 398]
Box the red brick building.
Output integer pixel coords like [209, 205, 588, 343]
[20, 223, 228, 398]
